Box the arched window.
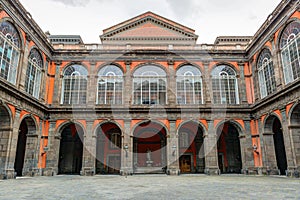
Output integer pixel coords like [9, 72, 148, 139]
[257, 49, 276, 98]
[133, 65, 167, 105]
[61, 65, 88, 104]
[176, 65, 203, 104]
[280, 21, 300, 84]
[97, 65, 123, 104]
[25, 48, 43, 98]
[211, 65, 239, 104]
[0, 21, 21, 84]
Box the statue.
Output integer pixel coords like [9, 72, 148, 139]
[146, 148, 152, 161]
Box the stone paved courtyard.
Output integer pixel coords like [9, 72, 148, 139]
[0, 175, 299, 199]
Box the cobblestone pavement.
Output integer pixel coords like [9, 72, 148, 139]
[0, 175, 299, 200]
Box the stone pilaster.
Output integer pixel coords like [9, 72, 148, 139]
[120, 119, 133, 175]
[3, 108, 21, 179]
[240, 120, 255, 174]
[43, 121, 58, 176]
[270, 34, 283, 89]
[124, 60, 132, 106]
[204, 120, 220, 175]
[280, 108, 300, 177]
[167, 59, 176, 106]
[238, 62, 247, 104]
[203, 61, 211, 104]
[87, 62, 97, 106]
[52, 61, 62, 105]
[166, 119, 180, 175]
[81, 120, 96, 176]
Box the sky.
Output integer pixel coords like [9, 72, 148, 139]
[19, 0, 282, 44]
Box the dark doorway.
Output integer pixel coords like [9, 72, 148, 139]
[14, 120, 28, 176]
[273, 118, 287, 175]
[179, 155, 191, 173]
[95, 122, 122, 175]
[178, 122, 205, 173]
[217, 123, 242, 174]
[133, 121, 167, 173]
[58, 124, 83, 175]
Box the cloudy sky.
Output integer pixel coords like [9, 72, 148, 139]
[19, 0, 282, 44]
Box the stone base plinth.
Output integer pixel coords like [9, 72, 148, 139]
[205, 168, 220, 175]
[81, 167, 95, 176]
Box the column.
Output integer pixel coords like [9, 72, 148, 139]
[4, 108, 21, 179]
[81, 120, 96, 176]
[120, 119, 133, 175]
[239, 120, 255, 174]
[204, 120, 220, 175]
[166, 119, 180, 175]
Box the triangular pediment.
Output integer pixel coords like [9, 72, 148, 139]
[100, 12, 198, 45]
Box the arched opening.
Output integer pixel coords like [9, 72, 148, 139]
[291, 104, 300, 169]
[95, 122, 122, 174]
[0, 105, 11, 175]
[133, 121, 167, 173]
[178, 121, 205, 173]
[217, 122, 242, 174]
[265, 116, 287, 175]
[14, 116, 36, 176]
[58, 124, 84, 175]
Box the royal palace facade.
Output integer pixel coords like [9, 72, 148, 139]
[0, 0, 299, 179]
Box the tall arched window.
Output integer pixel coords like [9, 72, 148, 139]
[25, 48, 43, 98]
[133, 65, 167, 105]
[61, 65, 88, 104]
[280, 21, 300, 84]
[0, 21, 21, 84]
[176, 65, 203, 104]
[211, 65, 239, 104]
[257, 49, 276, 98]
[97, 65, 123, 104]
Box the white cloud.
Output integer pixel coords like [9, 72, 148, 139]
[19, 0, 282, 43]
[50, 0, 91, 6]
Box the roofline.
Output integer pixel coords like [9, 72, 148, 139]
[102, 11, 196, 34]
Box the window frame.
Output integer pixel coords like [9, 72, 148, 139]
[176, 65, 203, 105]
[132, 65, 167, 105]
[211, 65, 239, 105]
[61, 64, 88, 105]
[0, 21, 21, 85]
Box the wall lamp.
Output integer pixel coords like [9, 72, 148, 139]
[172, 145, 177, 157]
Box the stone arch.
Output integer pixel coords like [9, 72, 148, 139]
[177, 120, 206, 173]
[95, 121, 123, 174]
[289, 103, 300, 168]
[57, 122, 85, 175]
[0, 104, 13, 177]
[132, 120, 168, 173]
[14, 115, 38, 176]
[263, 114, 287, 175]
[216, 121, 243, 174]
